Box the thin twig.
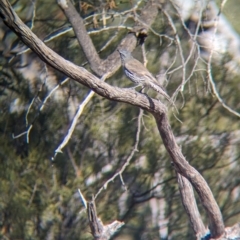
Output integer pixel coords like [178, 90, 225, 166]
[52, 74, 109, 160]
[94, 108, 143, 199]
[207, 3, 240, 118]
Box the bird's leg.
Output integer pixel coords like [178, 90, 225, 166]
[139, 87, 150, 97]
[139, 86, 145, 93]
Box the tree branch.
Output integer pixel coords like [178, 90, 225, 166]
[177, 173, 206, 238]
[58, 0, 101, 73]
[57, 0, 159, 76]
[87, 199, 124, 240]
[0, 0, 226, 238]
[0, 0, 164, 113]
[154, 113, 225, 238]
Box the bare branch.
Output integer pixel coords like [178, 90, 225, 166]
[0, 1, 226, 238]
[0, 0, 166, 114]
[154, 112, 225, 238]
[58, 0, 101, 74]
[206, 6, 240, 118]
[87, 198, 124, 240]
[95, 108, 143, 199]
[58, 0, 160, 77]
[53, 90, 95, 157]
[160, 6, 186, 93]
[177, 173, 206, 238]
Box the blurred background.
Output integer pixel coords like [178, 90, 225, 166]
[0, 0, 240, 239]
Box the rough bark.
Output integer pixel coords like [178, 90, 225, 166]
[87, 200, 124, 240]
[0, 0, 229, 238]
[177, 173, 207, 238]
[154, 112, 225, 238]
[58, 0, 159, 77]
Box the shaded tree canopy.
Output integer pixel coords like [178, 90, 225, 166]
[0, 0, 240, 239]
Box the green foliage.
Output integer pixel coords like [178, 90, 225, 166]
[0, 0, 240, 239]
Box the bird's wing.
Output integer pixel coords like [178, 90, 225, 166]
[125, 59, 159, 85]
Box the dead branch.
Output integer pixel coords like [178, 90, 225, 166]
[58, 0, 159, 77]
[0, 0, 228, 238]
[0, 0, 166, 114]
[58, 0, 101, 74]
[177, 173, 206, 238]
[154, 112, 224, 238]
[87, 199, 124, 240]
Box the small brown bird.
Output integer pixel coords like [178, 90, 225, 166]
[118, 49, 173, 104]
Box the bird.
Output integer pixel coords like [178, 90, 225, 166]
[118, 49, 174, 105]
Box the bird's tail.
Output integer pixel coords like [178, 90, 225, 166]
[148, 81, 171, 102]
[148, 81, 178, 112]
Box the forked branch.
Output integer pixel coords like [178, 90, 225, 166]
[0, 0, 226, 238]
